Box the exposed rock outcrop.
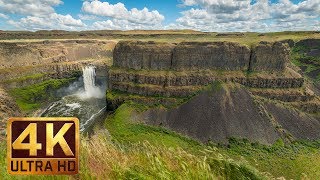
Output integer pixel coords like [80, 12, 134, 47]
[113, 40, 290, 71]
[108, 68, 304, 97]
[172, 42, 250, 70]
[113, 41, 175, 70]
[279, 39, 295, 48]
[0, 40, 114, 89]
[250, 41, 290, 71]
[296, 38, 320, 48]
[0, 40, 115, 69]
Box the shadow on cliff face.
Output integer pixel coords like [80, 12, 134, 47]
[139, 85, 320, 144]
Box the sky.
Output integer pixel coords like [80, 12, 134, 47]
[0, 0, 319, 32]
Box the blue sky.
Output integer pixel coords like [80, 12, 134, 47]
[0, 0, 319, 32]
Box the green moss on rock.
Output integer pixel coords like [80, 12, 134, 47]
[9, 78, 76, 112]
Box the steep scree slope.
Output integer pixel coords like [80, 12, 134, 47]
[138, 85, 320, 143]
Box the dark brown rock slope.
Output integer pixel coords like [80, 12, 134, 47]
[138, 86, 320, 144]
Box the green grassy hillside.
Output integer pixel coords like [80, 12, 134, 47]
[1, 103, 319, 179]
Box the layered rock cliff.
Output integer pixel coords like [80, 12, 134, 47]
[108, 39, 320, 144]
[250, 41, 290, 71]
[0, 40, 115, 89]
[0, 40, 114, 69]
[114, 41, 290, 71]
[172, 42, 251, 70]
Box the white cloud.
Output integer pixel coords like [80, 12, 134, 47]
[182, 0, 251, 13]
[0, 13, 8, 19]
[8, 13, 86, 31]
[0, 0, 62, 16]
[82, 0, 164, 26]
[175, 0, 320, 32]
[78, 14, 98, 21]
[1, 0, 86, 31]
[92, 19, 163, 30]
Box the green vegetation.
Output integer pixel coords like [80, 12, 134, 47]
[0, 104, 262, 179]
[1, 102, 319, 179]
[2, 31, 319, 47]
[105, 103, 201, 150]
[219, 138, 320, 179]
[0, 73, 45, 84]
[291, 45, 320, 82]
[104, 103, 320, 179]
[9, 78, 76, 112]
[107, 90, 190, 109]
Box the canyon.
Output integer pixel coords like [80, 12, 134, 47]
[108, 39, 320, 143]
[0, 31, 319, 179]
[0, 35, 319, 144]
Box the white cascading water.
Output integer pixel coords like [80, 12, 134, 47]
[41, 65, 106, 132]
[80, 66, 104, 99]
[83, 66, 96, 96]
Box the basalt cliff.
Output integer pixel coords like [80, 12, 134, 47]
[0, 37, 319, 144]
[108, 40, 320, 144]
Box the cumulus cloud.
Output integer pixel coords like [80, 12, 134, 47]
[78, 14, 98, 21]
[92, 19, 163, 30]
[182, 0, 251, 14]
[0, 13, 8, 19]
[1, 0, 86, 31]
[0, 0, 62, 16]
[176, 0, 320, 32]
[8, 13, 86, 31]
[82, 0, 165, 28]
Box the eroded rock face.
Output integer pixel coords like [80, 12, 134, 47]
[0, 40, 113, 89]
[172, 42, 251, 70]
[108, 70, 304, 90]
[279, 39, 295, 48]
[250, 41, 290, 71]
[113, 41, 175, 70]
[296, 38, 320, 48]
[113, 41, 290, 71]
[0, 40, 115, 69]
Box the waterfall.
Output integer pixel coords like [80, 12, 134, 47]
[80, 66, 104, 99]
[83, 66, 96, 96]
[40, 65, 107, 132]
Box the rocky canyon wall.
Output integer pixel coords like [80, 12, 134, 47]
[113, 41, 290, 71]
[0, 40, 115, 88]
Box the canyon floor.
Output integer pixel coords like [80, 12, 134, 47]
[0, 31, 319, 179]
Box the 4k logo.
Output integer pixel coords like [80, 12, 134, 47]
[7, 117, 79, 175]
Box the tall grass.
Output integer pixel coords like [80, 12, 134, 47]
[0, 133, 263, 179]
[80, 132, 264, 179]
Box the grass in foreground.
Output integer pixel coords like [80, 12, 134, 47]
[218, 138, 320, 179]
[0, 131, 262, 179]
[1, 103, 319, 179]
[0, 103, 263, 180]
[105, 103, 320, 179]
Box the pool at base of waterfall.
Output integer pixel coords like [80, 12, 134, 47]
[40, 66, 107, 132]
